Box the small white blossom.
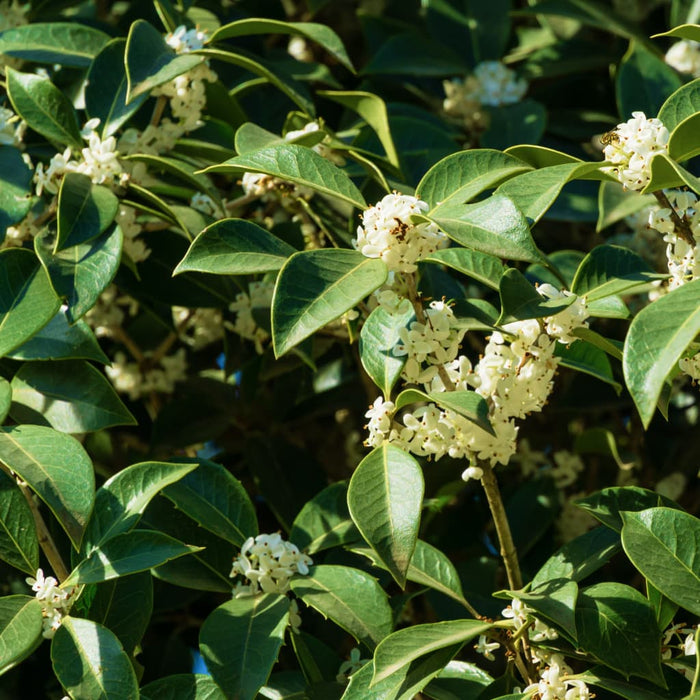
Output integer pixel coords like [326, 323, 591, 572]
[666, 40, 700, 77]
[474, 634, 500, 661]
[26, 569, 78, 639]
[190, 192, 221, 217]
[165, 24, 208, 53]
[536, 284, 589, 344]
[0, 105, 25, 146]
[105, 349, 188, 400]
[227, 280, 275, 354]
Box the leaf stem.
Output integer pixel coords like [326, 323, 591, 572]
[149, 95, 168, 128]
[653, 190, 696, 248]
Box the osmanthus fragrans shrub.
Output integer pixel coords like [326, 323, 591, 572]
[0, 0, 699, 698]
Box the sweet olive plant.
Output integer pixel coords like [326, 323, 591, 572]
[0, 0, 698, 698]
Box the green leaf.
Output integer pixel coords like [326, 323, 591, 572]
[64, 529, 201, 585]
[0, 596, 43, 674]
[643, 151, 700, 193]
[431, 194, 545, 264]
[318, 90, 398, 166]
[56, 173, 119, 252]
[623, 277, 700, 428]
[175, 218, 296, 276]
[163, 459, 258, 546]
[211, 18, 353, 71]
[10, 360, 135, 433]
[422, 248, 507, 290]
[51, 617, 139, 700]
[82, 461, 196, 552]
[234, 122, 283, 154]
[0, 425, 93, 549]
[394, 388, 494, 435]
[498, 268, 576, 324]
[504, 144, 582, 168]
[199, 595, 290, 700]
[141, 674, 226, 700]
[572, 244, 665, 301]
[347, 444, 424, 587]
[289, 564, 393, 649]
[125, 19, 204, 101]
[653, 25, 700, 42]
[554, 340, 622, 393]
[574, 427, 637, 470]
[647, 581, 679, 631]
[579, 665, 688, 700]
[202, 144, 367, 209]
[272, 249, 387, 356]
[586, 294, 630, 319]
[0, 23, 109, 67]
[85, 39, 149, 138]
[657, 76, 700, 131]
[363, 34, 468, 76]
[359, 299, 415, 397]
[5, 68, 82, 149]
[87, 572, 152, 655]
[0, 248, 61, 359]
[668, 111, 700, 162]
[35, 224, 123, 324]
[353, 538, 467, 606]
[0, 469, 38, 574]
[596, 180, 655, 232]
[576, 582, 664, 685]
[571, 327, 623, 360]
[0, 379, 9, 424]
[621, 507, 700, 617]
[371, 619, 493, 686]
[616, 41, 682, 119]
[481, 100, 547, 151]
[575, 487, 682, 532]
[6, 310, 109, 364]
[495, 162, 605, 224]
[0, 146, 33, 238]
[290, 481, 359, 554]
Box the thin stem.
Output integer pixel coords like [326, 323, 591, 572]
[17, 479, 69, 582]
[111, 325, 145, 363]
[151, 309, 193, 364]
[479, 461, 523, 591]
[653, 190, 696, 247]
[149, 95, 168, 128]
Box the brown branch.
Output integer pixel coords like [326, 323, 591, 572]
[653, 190, 696, 248]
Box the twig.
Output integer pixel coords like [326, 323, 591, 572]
[653, 190, 696, 248]
[149, 95, 168, 128]
[111, 325, 145, 363]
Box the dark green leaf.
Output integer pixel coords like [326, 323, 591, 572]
[51, 617, 138, 699]
[0, 425, 93, 549]
[657, 76, 700, 131]
[0, 379, 9, 424]
[141, 674, 226, 700]
[363, 34, 468, 76]
[10, 360, 135, 433]
[347, 444, 424, 587]
[0, 146, 33, 238]
[498, 268, 576, 324]
[512, 579, 578, 642]
[199, 595, 290, 700]
[0, 470, 39, 574]
[579, 665, 688, 700]
[422, 248, 507, 290]
[596, 180, 655, 232]
[555, 341, 622, 393]
[574, 427, 637, 470]
[0, 596, 43, 675]
[481, 100, 547, 151]
[643, 151, 700, 193]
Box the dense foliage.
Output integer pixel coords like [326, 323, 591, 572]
[0, 0, 698, 698]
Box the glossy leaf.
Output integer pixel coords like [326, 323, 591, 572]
[163, 459, 258, 546]
[647, 581, 678, 631]
[431, 194, 545, 263]
[653, 25, 700, 42]
[347, 444, 424, 587]
[290, 564, 393, 649]
[125, 20, 204, 101]
[511, 579, 579, 642]
[141, 674, 226, 700]
[0, 23, 109, 67]
[51, 617, 138, 700]
[571, 245, 664, 301]
[576, 582, 664, 684]
[643, 151, 700, 193]
[422, 248, 507, 290]
[363, 34, 467, 76]
[85, 39, 149, 137]
[6, 311, 109, 364]
[272, 249, 387, 356]
[10, 360, 135, 433]
[579, 666, 688, 700]
[623, 277, 700, 427]
[289, 481, 359, 554]
[668, 111, 700, 162]
[575, 487, 681, 532]
[596, 180, 655, 232]
[359, 299, 415, 397]
[621, 507, 700, 616]
[495, 162, 604, 223]
[124, 153, 220, 200]
[82, 461, 196, 552]
[0, 425, 93, 549]
[371, 620, 493, 685]
[5, 68, 82, 149]
[0, 380, 9, 425]
[0, 470, 39, 575]
[175, 218, 296, 276]
[417, 150, 530, 211]
[657, 76, 700, 131]
[0, 146, 33, 238]
[0, 596, 43, 674]
[203, 144, 366, 209]
[35, 224, 123, 323]
[199, 595, 290, 700]
[555, 340, 622, 393]
[481, 100, 547, 150]
[0, 248, 61, 359]
[498, 268, 576, 324]
[56, 173, 119, 252]
[64, 529, 201, 585]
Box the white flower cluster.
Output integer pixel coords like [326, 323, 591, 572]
[34, 118, 126, 197]
[444, 61, 527, 121]
[227, 280, 275, 354]
[84, 286, 138, 338]
[662, 623, 698, 660]
[680, 352, 700, 383]
[26, 569, 78, 639]
[105, 348, 188, 400]
[603, 111, 669, 191]
[190, 192, 222, 218]
[665, 40, 700, 77]
[354, 193, 449, 273]
[173, 306, 224, 350]
[165, 24, 207, 53]
[116, 205, 150, 263]
[502, 597, 559, 643]
[524, 651, 590, 700]
[0, 105, 25, 146]
[230, 533, 312, 597]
